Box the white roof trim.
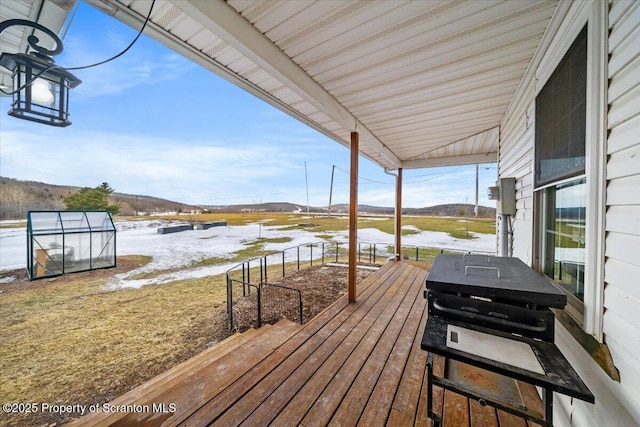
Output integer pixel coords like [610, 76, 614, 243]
[403, 153, 498, 169]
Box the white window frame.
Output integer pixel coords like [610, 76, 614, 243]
[533, 1, 607, 341]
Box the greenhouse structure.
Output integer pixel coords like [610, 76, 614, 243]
[27, 211, 116, 280]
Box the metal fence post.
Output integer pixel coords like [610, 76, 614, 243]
[257, 285, 262, 328]
[298, 291, 303, 324]
[227, 276, 233, 330]
[246, 261, 250, 288]
[310, 243, 313, 267]
[282, 251, 285, 278]
[243, 262, 248, 296]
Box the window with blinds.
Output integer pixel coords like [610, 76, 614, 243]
[535, 26, 587, 188]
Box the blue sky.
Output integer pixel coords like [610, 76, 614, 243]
[0, 1, 497, 208]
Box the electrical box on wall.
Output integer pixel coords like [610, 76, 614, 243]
[488, 186, 500, 200]
[488, 178, 516, 216]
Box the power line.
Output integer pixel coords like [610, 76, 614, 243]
[332, 164, 468, 185]
[333, 165, 393, 185]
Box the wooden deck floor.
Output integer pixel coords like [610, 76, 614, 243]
[72, 261, 542, 427]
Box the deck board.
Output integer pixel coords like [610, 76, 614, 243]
[200, 262, 410, 427]
[385, 300, 430, 425]
[469, 399, 498, 427]
[356, 271, 428, 426]
[295, 265, 419, 427]
[332, 268, 424, 426]
[72, 261, 545, 427]
[498, 409, 528, 427]
[71, 326, 266, 427]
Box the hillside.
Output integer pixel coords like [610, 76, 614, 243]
[207, 202, 308, 213]
[0, 177, 197, 219]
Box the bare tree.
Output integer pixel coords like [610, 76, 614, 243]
[0, 186, 30, 219]
[0, 185, 66, 220]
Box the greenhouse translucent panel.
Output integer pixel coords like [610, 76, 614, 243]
[30, 235, 65, 279]
[29, 211, 63, 234]
[60, 211, 90, 233]
[63, 232, 92, 273]
[91, 231, 115, 269]
[86, 211, 115, 231]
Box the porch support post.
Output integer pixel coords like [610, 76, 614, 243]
[395, 168, 402, 261]
[349, 131, 359, 303]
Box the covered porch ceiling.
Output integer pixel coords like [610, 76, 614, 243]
[0, 0, 76, 92]
[58, 0, 559, 169]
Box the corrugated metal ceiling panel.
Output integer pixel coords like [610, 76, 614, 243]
[86, 0, 558, 169]
[244, 0, 555, 167]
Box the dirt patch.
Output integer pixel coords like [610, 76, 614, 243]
[231, 264, 377, 331]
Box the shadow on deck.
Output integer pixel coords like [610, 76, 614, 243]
[72, 261, 542, 426]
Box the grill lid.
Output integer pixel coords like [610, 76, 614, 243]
[426, 255, 566, 308]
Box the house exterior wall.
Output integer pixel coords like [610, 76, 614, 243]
[499, 1, 640, 426]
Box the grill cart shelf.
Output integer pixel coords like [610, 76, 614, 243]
[420, 254, 594, 427]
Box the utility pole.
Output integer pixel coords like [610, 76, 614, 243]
[466, 196, 469, 237]
[304, 161, 310, 217]
[328, 164, 335, 217]
[475, 164, 479, 217]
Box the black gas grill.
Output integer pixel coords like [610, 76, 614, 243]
[421, 254, 593, 427]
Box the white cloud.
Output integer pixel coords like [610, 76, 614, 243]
[0, 127, 303, 204]
[59, 31, 196, 99]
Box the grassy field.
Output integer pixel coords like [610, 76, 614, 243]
[134, 211, 495, 240]
[0, 213, 494, 426]
[0, 256, 230, 426]
[1, 211, 494, 239]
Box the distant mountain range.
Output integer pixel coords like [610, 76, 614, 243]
[1, 177, 496, 219]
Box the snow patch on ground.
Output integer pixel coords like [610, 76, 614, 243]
[1, 219, 495, 289]
[401, 225, 420, 232]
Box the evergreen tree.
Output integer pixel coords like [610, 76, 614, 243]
[63, 183, 121, 215]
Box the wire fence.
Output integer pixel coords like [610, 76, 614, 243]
[227, 279, 259, 332]
[227, 279, 302, 331]
[259, 283, 303, 326]
[225, 241, 494, 331]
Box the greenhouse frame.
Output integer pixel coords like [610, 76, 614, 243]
[27, 211, 117, 280]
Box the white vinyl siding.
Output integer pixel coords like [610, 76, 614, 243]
[602, 0, 640, 423]
[499, 0, 640, 425]
[498, 80, 536, 262]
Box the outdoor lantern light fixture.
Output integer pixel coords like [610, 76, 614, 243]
[0, 0, 154, 128]
[0, 19, 82, 127]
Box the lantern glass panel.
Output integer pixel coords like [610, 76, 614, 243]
[8, 59, 72, 127]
